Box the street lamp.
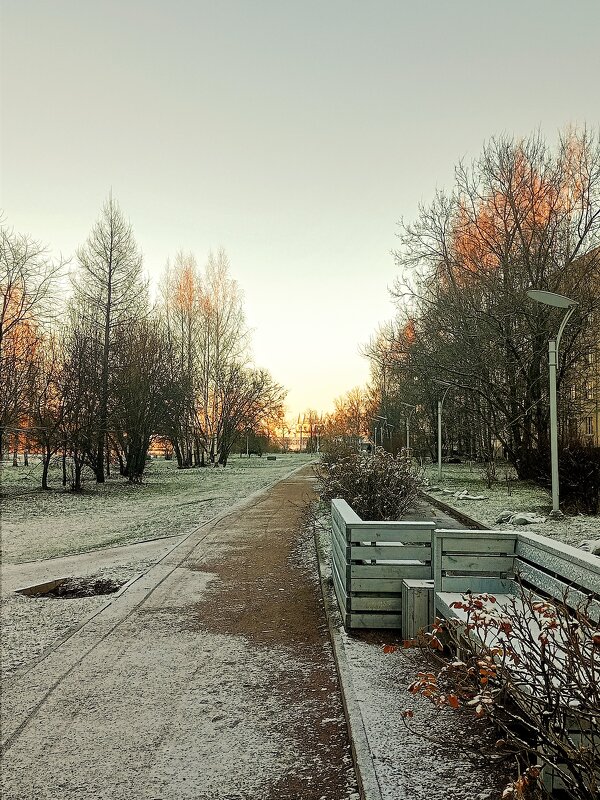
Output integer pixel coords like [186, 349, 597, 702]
[433, 382, 452, 482]
[526, 289, 578, 515]
[399, 402, 417, 453]
[371, 415, 387, 451]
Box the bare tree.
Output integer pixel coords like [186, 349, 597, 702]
[28, 331, 66, 489]
[0, 224, 64, 459]
[216, 365, 286, 465]
[198, 248, 248, 463]
[72, 194, 146, 482]
[375, 128, 600, 478]
[111, 316, 169, 481]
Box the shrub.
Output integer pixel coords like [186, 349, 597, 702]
[316, 446, 421, 520]
[558, 445, 600, 514]
[402, 588, 600, 799]
[319, 438, 358, 470]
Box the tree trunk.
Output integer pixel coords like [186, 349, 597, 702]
[72, 458, 83, 492]
[106, 434, 111, 477]
[42, 448, 51, 490]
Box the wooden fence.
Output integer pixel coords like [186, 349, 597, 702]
[330, 498, 435, 629]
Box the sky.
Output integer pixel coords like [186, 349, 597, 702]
[2, 1, 599, 419]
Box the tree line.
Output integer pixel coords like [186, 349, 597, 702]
[331, 128, 600, 489]
[1, 196, 285, 489]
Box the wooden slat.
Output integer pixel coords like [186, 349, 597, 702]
[350, 544, 429, 561]
[331, 526, 349, 563]
[346, 612, 402, 629]
[517, 532, 600, 578]
[351, 577, 412, 593]
[347, 528, 434, 544]
[331, 539, 349, 591]
[516, 540, 600, 591]
[349, 595, 403, 612]
[516, 561, 600, 621]
[331, 558, 350, 613]
[351, 563, 431, 580]
[440, 576, 515, 594]
[348, 520, 435, 531]
[440, 538, 517, 554]
[442, 555, 515, 573]
[331, 517, 345, 544]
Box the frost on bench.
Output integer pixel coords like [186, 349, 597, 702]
[430, 527, 600, 797]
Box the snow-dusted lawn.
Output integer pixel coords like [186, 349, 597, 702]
[1, 454, 314, 564]
[424, 462, 599, 547]
[1, 454, 314, 678]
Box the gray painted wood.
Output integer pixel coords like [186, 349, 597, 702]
[346, 612, 403, 629]
[440, 576, 515, 593]
[351, 563, 431, 580]
[350, 544, 430, 561]
[402, 579, 434, 639]
[349, 595, 404, 612]
[441, 554, 515, 573]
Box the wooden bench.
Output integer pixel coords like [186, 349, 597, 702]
[433, 528, 600, 623]
[331, 499, 435, 629]
[432, 528, 600, 795]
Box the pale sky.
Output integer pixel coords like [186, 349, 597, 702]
[2, 1, 599, 418]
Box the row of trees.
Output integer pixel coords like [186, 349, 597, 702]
[1, 197, 285, 489]
[361, 128, 600, 483]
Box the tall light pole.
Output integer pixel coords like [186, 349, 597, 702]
[434, 383, 452, 483]
[371, 415, 387, 451]
[400, 402, 416, 453]
[526, 290, 578, 515]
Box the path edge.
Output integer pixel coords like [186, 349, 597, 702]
[313, 524, 384, 800]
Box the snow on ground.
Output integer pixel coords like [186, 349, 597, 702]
[1, 454, 313, 563]
[1, 455, 313, 679]
[424, 462, 600, 546]
[314, 527, 512, 800]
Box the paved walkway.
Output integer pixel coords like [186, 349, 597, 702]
[1, 466, 359, 800]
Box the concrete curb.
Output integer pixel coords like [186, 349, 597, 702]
[314, 528, 384, 800]
[419, 490, 488, 530]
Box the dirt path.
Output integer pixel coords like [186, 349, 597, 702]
[1, 465, 359, 800]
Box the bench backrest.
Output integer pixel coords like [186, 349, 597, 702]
[432, 528, 600, 621]
[433, 529, 518, 594]
[515, 532, 600, 621]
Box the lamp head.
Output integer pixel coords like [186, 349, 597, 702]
[526, 290, 578, 309]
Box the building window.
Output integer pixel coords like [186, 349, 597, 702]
[587, 349, 595, 365]
[585, 417, 594, 436]
[570, 385, 577, 401]
[586, 381, 595, 401]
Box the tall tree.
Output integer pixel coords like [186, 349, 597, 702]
[384, 128, 600, 476]
[72, 195, 146, 482]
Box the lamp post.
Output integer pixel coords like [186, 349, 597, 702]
[526, 290, 578, 515]
[400, 402, 416, 453]
[371, 415, 387, 451]
[434, 383, 452, 483]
